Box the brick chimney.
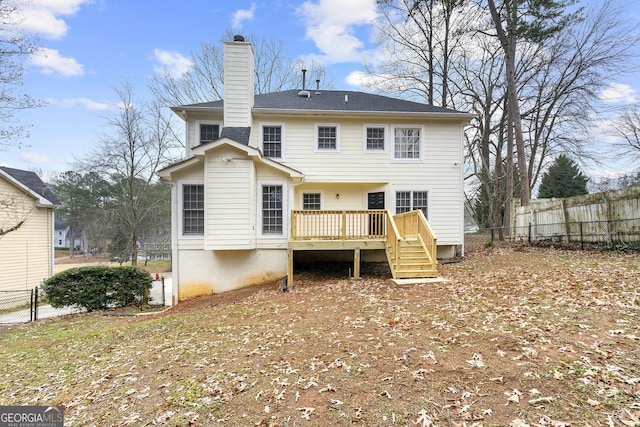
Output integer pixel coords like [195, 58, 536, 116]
[223, 35, 254, 128]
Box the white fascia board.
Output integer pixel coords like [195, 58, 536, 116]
[0, 170, 57, 208]
[157, 157, 202, 181]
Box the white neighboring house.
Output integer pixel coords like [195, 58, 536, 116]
[54, 220, 87, 251]
[0, 166, 60, 291]
[159, 35, 473, 302]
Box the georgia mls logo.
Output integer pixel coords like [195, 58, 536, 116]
[0, 406, 64, 427]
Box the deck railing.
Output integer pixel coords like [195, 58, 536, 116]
[291, 210, 387, 240]
[386, 210, 402, 268]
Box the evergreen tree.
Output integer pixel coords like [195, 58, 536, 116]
[537, 154, 588, 198]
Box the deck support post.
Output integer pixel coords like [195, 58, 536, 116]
[287, 248, 294, 289]
[353, 247, 361, 279]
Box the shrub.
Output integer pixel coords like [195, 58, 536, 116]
[44, 266, 152, 312]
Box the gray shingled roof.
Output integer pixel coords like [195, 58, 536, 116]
[0, 166, 60, 205]
[177, 90, 467, 115]
[220, 127, 251, 145]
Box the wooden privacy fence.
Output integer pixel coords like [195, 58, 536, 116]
[511, 185, 640, 245]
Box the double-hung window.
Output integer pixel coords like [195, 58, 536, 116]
[393, 127, 422, 159]
[396, 190, 429, 219]
[262, 185, 283, 235]
[262, 124, 283, 158]
[183, 184, 204, 235]
[365, 126, 386, 151]
[199, 123, 220, 144]
[316, 125, 338, 150]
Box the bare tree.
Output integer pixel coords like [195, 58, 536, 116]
[365, 0, 466, 107]
[520, 3, 638, 191]
[148, 31, 328, 107]
[0, 0, 42, 150]
[82, 81, 182, 265]
[0, 189, 33, 238]
[458, 1, 636, 229]
[485, 0, 584, 206]
[614, 106, 640, 163]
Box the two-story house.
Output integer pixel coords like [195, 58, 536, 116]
[159, 35, 473, 302]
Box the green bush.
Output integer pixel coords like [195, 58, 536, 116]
[43, 266, 152, 312]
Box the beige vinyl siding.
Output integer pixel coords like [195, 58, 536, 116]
[255, 164, 290, 248]
[422, 120, 464, 245]
[173, 164, 205, 250]
[186, 113, 224, 149]
[0, 179, 54, 291]
[251, 115, 464, 245]
[223, 42, 254, 128]
[205, 149, 255, 249]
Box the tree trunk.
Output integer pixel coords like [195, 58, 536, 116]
[487, 0, 531, 206]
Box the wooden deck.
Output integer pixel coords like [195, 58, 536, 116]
[287, 209, 438, 287]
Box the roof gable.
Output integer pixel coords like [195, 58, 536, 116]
[0, 166, 60, 206]
[159, 138, 303, 183]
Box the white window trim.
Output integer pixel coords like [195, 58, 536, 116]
[257, 180, 288, 239]
[314, 123, 340, 152]
[259, 122, 285, 160]
[196, 120, 222, 145]
[178, 180, 205, 238]
[393, 188, 431, 220]
[363, 124, 388, 152]
[301, 191, 324, 210]
[391, 124, 425, 162]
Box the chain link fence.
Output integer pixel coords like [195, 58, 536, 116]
[479, 217, 640, 249]
[0, 277, 170, 325]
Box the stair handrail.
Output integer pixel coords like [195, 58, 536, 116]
[414, 209, 437, 270]
[386, 210, 402, 274]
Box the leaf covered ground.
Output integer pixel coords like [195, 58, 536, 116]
[1, 237, 640, 426]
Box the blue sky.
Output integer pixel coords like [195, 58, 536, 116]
[3, 0, 640, 180]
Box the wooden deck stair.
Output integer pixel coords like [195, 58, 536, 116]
[386, 210, 438, 279]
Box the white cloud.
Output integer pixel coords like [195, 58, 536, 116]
[232, 3, 256, 30]
[16, 0, 92, 40]
[297, 0, 378, 65]
[19, 152, 53, 164]
[153, 49, 193, 78]
[600, 83, 638, 104]
[60, 98, 112, 110]
[30, 47, 84, 77]
[345, 70, 391, 88]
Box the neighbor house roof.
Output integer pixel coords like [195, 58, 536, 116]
[0, 166, 61, 207]
[173, 90, 474, 118]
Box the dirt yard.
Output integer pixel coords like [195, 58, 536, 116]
[1, 237, 639, 426]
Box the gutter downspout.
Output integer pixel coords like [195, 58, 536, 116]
[182, 110, 189, 159]
[169, 182, 179, 305]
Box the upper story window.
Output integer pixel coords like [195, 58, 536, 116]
[182, 184, 204, 235]
[261, 124, 283, 158]
[365, 126, 386, 151]
[302, 193, 321, 210]
[199, 123, 220, 145]
[393, 127, 422, 160]
[316, 124, 339, 150]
